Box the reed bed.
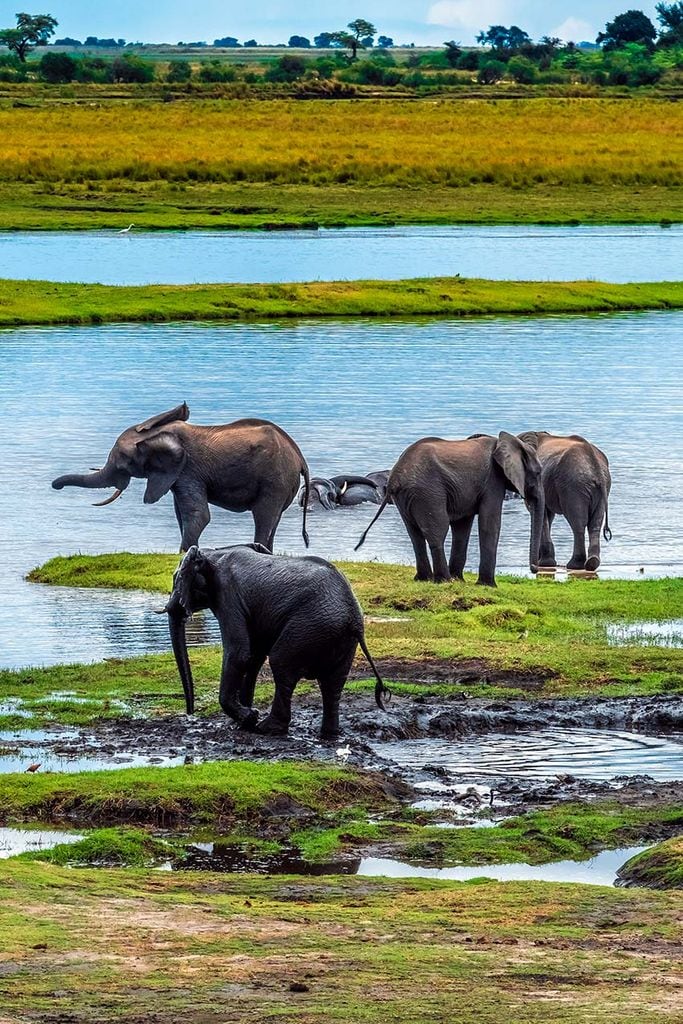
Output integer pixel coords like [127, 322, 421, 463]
[0, 98, 680, 187]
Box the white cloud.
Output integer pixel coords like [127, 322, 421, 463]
[551, 17, 595, 43]
[426, 1, 512, 32]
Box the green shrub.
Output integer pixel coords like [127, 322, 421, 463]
[112, 54, 155, 83]
[264, 54, 308, 82]
[39, 51, 77, 83]
[478, 59, 507, 84]
[508, 55, 537, 84]
[167, 59, 192, 83]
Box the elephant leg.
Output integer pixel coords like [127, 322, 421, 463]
[401, 515, 433, 582]
[218, 649, 259, 729]
[410, 503, 450, 582]
[256, 664, 298, 736]
[585, 502, 605, 572]
[539, 511, 557, 567]
[476, 504, 502, 587]
[174, 489, 211, 552]
[449, 516, 474, 580]
[239, 652, 267, 710]
[252, 500, 282, 552]
[317, 646, 355, 741]
[565, 506, 589, 570]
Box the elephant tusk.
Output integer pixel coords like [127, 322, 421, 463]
[340, 481, 348, 495]
[92, 488, 123, 507]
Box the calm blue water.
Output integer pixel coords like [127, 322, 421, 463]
[1, 310, 682, 668]
[0, 225, 681, 285]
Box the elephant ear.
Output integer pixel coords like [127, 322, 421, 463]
[493, 431, 541, 498]
[136, 433, 187, 504]
[134, 402, 189, 434]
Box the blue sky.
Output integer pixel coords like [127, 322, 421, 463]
[0, 2, 664, 46]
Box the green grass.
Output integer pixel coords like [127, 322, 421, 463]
[617, 837, 683, 889]
[23, 826, 181, 867]
[2, 277, 683, 328]
[0, 180, 681, 230]
[0, 760, 392, 827]
[15, 556, 683, 718]
[0, 859, 682, 1022]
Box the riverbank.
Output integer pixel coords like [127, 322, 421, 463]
[1, 181, 681, 231]
[2, 277, 683, 327]
[1, 860, 680, 1023]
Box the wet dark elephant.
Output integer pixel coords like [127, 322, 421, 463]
[298, 473, 387, 509]
[165, 544, 389, 738]
[52, 403, 310, 551]
[518, 431, 612, 571]
[356, 432, 544, 586]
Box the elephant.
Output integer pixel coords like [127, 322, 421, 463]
[518, 431, 612, 572]
[298, 473, 386, 510]
[165, 544, 389, 738]
[52, 403, 311, 552]
[356, 432, 544, 586]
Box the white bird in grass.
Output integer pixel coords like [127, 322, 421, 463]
[117, 223, 135, 234]
[336, 744, 351, 763]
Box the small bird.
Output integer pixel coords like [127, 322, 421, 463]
[25, 763, 41, 773]
[336, 744, 351, 764]
[117, 223, 135, 234]
[517, 628, 529, 640]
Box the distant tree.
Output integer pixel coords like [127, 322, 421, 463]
[288, 35, 311, 47]
[457, 49, 479, 70]
[186, 41, 208, 47]
[213, 37, 240, 47]
[39, 49, 75, 81]
[476, 24, 530, 55]
[314, 32, 334, 47]
[507, 54, 537, 83]
[347, 18, 376, 55]
[244, 38, 258, 47]
[54, 36, 81, 46]
[112, 53, 154, 82]
[84, 36, 123, 47]
[597, 10, 657, 50]
[166, 59, 192, 82]
[264, 53, 307, 81]
[478, 58, 506, 83]
[0, 12, 58, 61]
[656, 2, 683, 44]
[377, 35, 393, 47]
[443, 40, 461, 66]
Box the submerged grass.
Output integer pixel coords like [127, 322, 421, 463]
[0, 858, 682, 1022]
[617, 837, 683, 889]
[15, 555, 683, 716]
[1, 277, 683, 328]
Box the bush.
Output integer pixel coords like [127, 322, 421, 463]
[39, 51, 77, 82]
[198, 60, 236, 82]
[508, 55, 537, 83]
[167, 59, 192, 83]
[0, 54, 26, 81]
[264, 54, 308, 82]
[478, 59, 506, 84]
[112, 54, 155, 83]
[457, 50, 479, 71]
[75, 56, 114, 83]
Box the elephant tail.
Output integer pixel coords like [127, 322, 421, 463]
[300, 461, 310, 548]
[603, 500, 612, 542]
[357, 634, 391, 711]
[354, 495, 390, 551]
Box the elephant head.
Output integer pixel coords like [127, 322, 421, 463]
[52, 403, 190, 508]
[493, 431, 545, 573]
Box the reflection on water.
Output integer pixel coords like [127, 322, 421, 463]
[2, 311, 682, 668]
[0, 826, 83, 858]
[372, 729, 683, 781]
[0, 225, 681, 285]
[607, 620, 683, 648]
[357, 847, 648, 886]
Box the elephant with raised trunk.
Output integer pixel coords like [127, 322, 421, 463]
[518, 431, 612, 571]
[52, 403, 311, 552]
[165, 544, 389, 738]
[356, 432, 544, 586]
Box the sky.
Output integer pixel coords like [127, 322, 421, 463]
[0, 2, 664, 47]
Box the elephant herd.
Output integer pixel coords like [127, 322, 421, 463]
[51, 403, 611, 736]
[53, 402, 612, 587]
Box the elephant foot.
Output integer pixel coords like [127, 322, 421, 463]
[567, 558, 586, 571]
[537, 558, 557, 568]
[236, 708, 259, 731]
[585, 556, 600, 572]
[414, 572, 433, 583]
[476, 577, 497, 588]
[320, 727, 340, 742]
[255, 715, 289, 736]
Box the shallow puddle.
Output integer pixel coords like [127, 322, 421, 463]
[607, 620, 683, 648]
[356, 847, 649, 886]
[0, 727, 187, 774]
[175, 842, 360, 875]
[372, 728, 683, 782]
[0, 826, 83, 858]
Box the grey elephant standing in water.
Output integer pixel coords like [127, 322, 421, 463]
[298, 472, 389, 510]
[165, 544, 389, 738]
[518, 431, 611, 571]
[356, 432, 544, 586]
[52, 403, 310, 551]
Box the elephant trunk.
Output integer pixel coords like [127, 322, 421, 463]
[167, 609, 195, 715]
[528, 491, 545, 574]
[52, 467, 115, 490]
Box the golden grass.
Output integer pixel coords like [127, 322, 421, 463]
[1, 98, 681, 186]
